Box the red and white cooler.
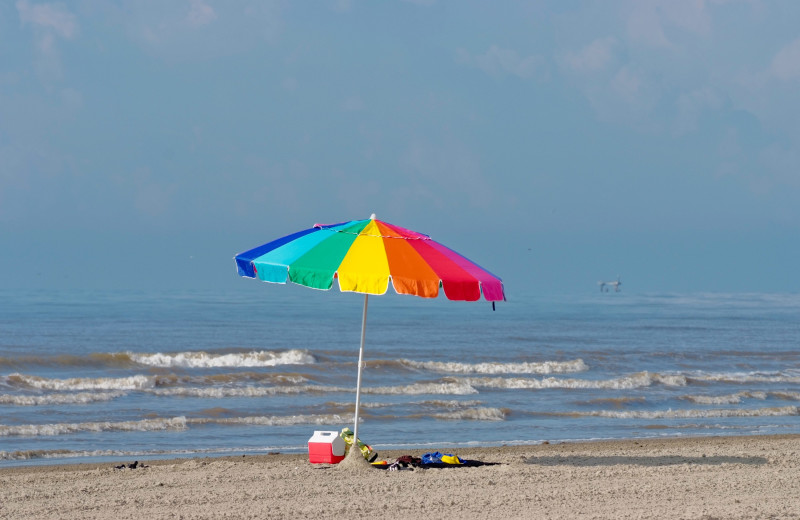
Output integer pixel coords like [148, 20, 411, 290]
[308, 431, 346, 464]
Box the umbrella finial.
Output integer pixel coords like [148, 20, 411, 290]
[370, 213, 376, 220]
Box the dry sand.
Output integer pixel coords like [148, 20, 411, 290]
[2, 434, 800, 519]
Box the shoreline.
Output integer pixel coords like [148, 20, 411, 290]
[3, 432, 799, 473]
[4, 428, 795, 471]
[2, 433, 799, 518]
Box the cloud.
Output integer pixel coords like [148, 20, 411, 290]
[395, 135, 496, 214]
[458, 45, 545, 79]
[771, 38, 800, 81]
[625, 2, 671, 48]
[674, 87, 724, 134]
[282, 77, 298, 91]
[123, 167, 177, 219]
[625, 0, 712, 49]
[186, 0, 217, 27]
[653, 0, 713, 36]
[330, 0, 354, 12]
[610, 66, 643, 99]
[342, 96, 365, 111]
[761, 141, 800, 189]
[121, 1, 282, 61]
[16, 0, 78, 80]
[561, 37, 617, 74]
[134, 1, 218, 46]
[16, 0, 78, 39]
[559, 37, 660, 126]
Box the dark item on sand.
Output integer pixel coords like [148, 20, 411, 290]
[113, 461, 149, 470]
[396, 455, 422, 465]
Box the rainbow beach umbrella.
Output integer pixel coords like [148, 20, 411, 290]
[234, 214, 504, 446]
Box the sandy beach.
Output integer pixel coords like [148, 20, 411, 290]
[2, 434, 799, 519]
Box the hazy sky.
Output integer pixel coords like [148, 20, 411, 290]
[3, 1, 799, 295]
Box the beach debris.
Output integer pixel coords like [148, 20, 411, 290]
[339, 427, 378, 462]
[113, 461, 149, 470]
[387, 456, 421, 471]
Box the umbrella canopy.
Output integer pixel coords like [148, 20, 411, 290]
[235, 215, 504, 302]
[234, 214, 504, 449]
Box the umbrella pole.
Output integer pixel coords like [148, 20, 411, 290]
[352, 293, 369, 448]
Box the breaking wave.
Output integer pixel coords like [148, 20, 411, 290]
[0, 353, 135, 368]
[0, 391, 126, 406]
[0, 350, 316, 369]
[552, 406, 800, 419]
[150, 385, 349, 398]
[5, 373, 155, 391]
[129, 349, 315, 368]
[681, 391, 767, 405]
[428, 407, 506, 421]
[318, 400, 488, 418]
[1, 449, 82, 461]
[151, 381, 478, 398]
[0, 445, 294, 462]
[459, 371, 687, 390]
[0, 416, 188, 437]
[688, 371, 800, 384]
[187, 408, 504, 425]
[400, 358, 588, 375]
[187, 414, 348, 427]
[771, 391, 800, 401]
[365, 382, 478, 395]
[142, 372, 310, 388]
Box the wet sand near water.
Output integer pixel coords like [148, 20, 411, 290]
[2, 434, 799, 519]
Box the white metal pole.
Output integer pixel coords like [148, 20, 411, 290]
[352, 293, 369, 449]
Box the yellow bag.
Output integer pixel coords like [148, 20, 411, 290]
[440, 454, 463, 465]
[339, 427, 378, 461]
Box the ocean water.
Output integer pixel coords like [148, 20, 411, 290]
[1, 286, 799, 467]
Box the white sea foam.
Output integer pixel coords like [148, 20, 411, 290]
[365, 382, 479, 395]
[0, 391, 126, 406]
[188, 408, 502, 425]
[0, 445, 289, 461]
[771, 391, 800, 401]
[329, 399, 484, 409]
[151, 381, 478, 398]
[187, 414, 348, 427]
[460, 371, 686, 390]
[128, 349, 315, 368]
[401, 358, 588, 375]
[7, 373, 155, 391]
[412, 399, 485, 409]
[681, 391, 767, 405]
[0, 416, 187, 437]
[150, 385, 349, 398]
[430, 407, 506, 421]
[563, 406, 799, 419]
[328, 399, 485, 410]
[0, 449, 127, 461]
[688, 371, 800, 384]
